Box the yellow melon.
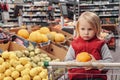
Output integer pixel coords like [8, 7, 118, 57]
[17, 29, 29, 39]
[50, 31, 57, 36]
[76, 52, 91, 62]
[39, 27, 50, 34]
[46, 31, 57, 41]
[41, 34, 48, 42]
[54, 33, 65, 42]
[28, 31, 43, 43]
[28, 32, 37, 42]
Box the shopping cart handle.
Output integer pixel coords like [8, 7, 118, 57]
[44, 61, 120, 67]
[44, 61, 49, 67]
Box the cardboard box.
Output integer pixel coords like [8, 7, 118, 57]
[10, 41, 59, 60]
[40, 43, 68, 61]
[8, 42, 26, 51]
[0, 41, 59, 60]
[0, 41, 26, 52]
[0, 41, 10, 51]
[40, 49, 58, 60]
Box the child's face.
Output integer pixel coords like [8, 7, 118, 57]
[79, 18, 96, 40]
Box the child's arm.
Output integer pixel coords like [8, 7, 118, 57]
[99, 43, 113, 63]
[83, 43, 113, 70]
[64, 45, 76, 61]
[91, 43, 113, 70]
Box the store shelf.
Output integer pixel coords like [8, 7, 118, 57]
[22, 1, 49, 26]
[8, 4, 18, 23]
[78, 0, 119, 24]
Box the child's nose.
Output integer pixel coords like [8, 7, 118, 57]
[85, 30, 89, 34]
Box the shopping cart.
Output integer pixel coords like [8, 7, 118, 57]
[44, 61, 120, 80]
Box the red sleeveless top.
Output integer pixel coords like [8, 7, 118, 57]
[68, 36, 107, 80]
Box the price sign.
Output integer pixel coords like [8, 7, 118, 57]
[39, 40, 51, 47]
[23, 39, 29, 47]
[15, 38, 24, 46]
[15, 36, 29, 47]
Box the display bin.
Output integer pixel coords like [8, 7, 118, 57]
[0, 40, 61, 61]
[51, 40, 70, 50]
[49, 27, 73, 50]
[0, 41, 10, 53]
[8, 26, 73, 51]
[0, 41, 26, 52]
[8, 41, 27, 51]
[8, 26, 73, 59]
[39, 43, 68, 61]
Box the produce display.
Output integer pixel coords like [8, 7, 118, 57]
[17, 27, 65, 43]
[0, 1, 118, 80]
[0, 43, 61, 80]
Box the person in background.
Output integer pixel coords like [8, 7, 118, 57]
[3, 2, 8, 11]
[1, 2, 9, 24]
[67, 6, 73, 20]
[48, 3, 54, 21]
[65, 11, 113, 80]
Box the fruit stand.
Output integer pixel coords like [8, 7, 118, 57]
[0, 41, 62, 80]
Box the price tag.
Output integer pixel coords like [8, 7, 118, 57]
[39, 40, 51, 47]
[15, 36, 28, 47]
[23, 39, 29, 47]
[15, 38, 24, 46]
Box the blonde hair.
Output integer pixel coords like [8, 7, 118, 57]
[75, 11, 101, 38]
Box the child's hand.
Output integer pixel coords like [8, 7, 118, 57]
[90, 54, 96, 62]
[90, 55, 104, 70]
[83, 55, 96, 70]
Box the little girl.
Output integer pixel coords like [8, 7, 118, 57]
[65, 11, 113, 80]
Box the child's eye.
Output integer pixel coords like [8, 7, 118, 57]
[80, 28, 85, 30]
[88, 28, 93, 30]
